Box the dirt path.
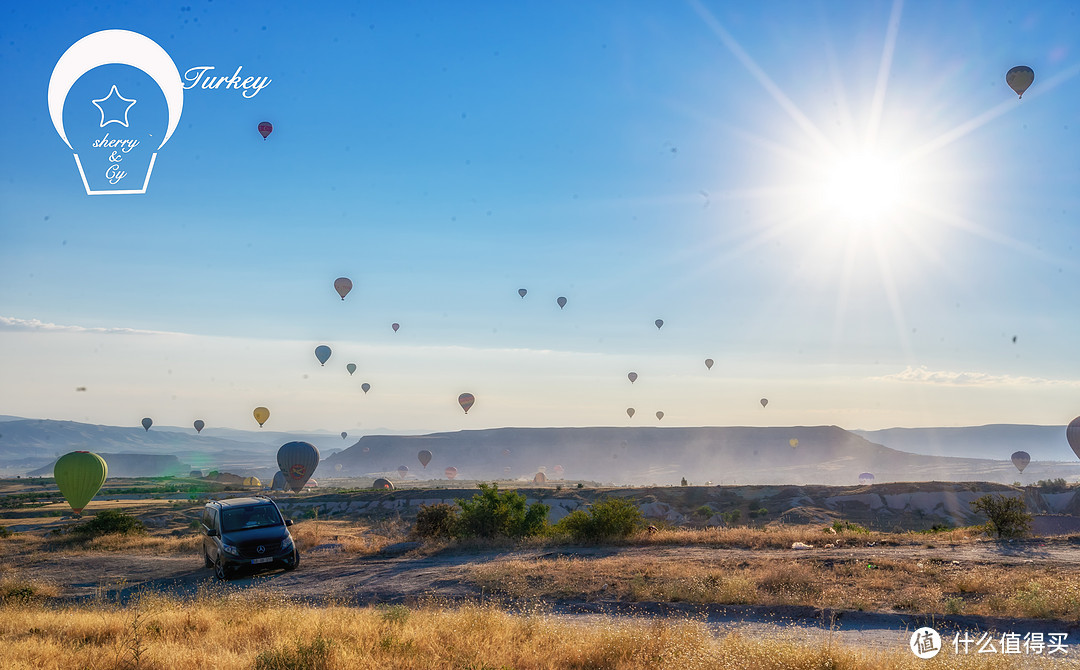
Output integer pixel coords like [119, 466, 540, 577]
[11, 539, 1080, 656]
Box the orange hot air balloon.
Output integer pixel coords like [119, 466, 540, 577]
[253, 406, 270, 427]
[334, 277, 352, 300]
[258, 121, 273, 139]
[445, 466, 458, 480]
[458, 393, 475, 414]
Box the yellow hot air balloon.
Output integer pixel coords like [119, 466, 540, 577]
[54, 451, 108, 515]
[790, 438, 799, 449]
[253, 407, 270, 427]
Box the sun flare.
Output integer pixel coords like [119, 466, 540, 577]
[819, 152, 909, 225]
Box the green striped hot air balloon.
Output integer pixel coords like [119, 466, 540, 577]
[54, 451, 108, 514]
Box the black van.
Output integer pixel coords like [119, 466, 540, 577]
[201, 496, 298, 580]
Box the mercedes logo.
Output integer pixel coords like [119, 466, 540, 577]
[257, 545, 265, 554]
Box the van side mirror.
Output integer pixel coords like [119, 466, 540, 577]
[285, 519, 293, 527]
[206, 528, 220, 537]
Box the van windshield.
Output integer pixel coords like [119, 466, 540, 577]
[220, 505, 283, 533]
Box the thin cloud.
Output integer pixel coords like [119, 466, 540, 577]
[875, 365, 1080, 387]
[0, 316, 181, 336]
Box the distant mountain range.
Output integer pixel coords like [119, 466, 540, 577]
[2, 418, 1079, 485]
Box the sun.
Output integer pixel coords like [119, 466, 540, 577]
[818, 151, 909, 226]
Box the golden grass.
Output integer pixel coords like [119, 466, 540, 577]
[472, 554, 1080, 620]
[0, 593, 1065, 670]
[632, 525, 982, 549]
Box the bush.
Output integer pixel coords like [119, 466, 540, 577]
[1035, 478, 1069, 493]
[695, 505, 714, 519]
[749, 507, 769, 519]
[414, 503, 459, 539]
[720, 509, 741, 525]
[828, 520, 868, 534]
[74, 509, 146, 537]
[970, 494, 1031, 538]
[456, 483, 549, 539]
[555, 497, 643, 542]
[0, 525, 10, 538]
[253, 636, 333, 670]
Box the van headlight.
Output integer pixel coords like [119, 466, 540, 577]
[280, 536, 293, 550]
[222, 543, 240, 556]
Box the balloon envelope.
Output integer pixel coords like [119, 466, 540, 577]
[557, 296, 567, 309]
[334, 277, 352, 300]
[1006, 66, 1034, 98]
[54, 451, 108, 514]
[193, 419, 205, 433]
[270, 470, 287, 491]
[445, 466, 458, 479]
[361, 383, 371, 394]
[518, 288, 527, 298]
[373, 477, 394, 490]
[397, 465, 409, 477]
[315, 345, 332, 366]
[392, 323, 399, 332]
[705, 359, 714, 370]
[790, 438, 799, 448]
[277, 441, 319, 493]
[458, 393, 475, 414]
[418, 450, 432, 468]
[1011, 450, 1031, 473]
[533, 472, 546, 484]
[253, 406, 270, 427]
[347, 363, 356, 375]
[141, 417, 152, 431]
[258, 121, 273, 139]
[655, 319, 664, 330]
[1068, 417, 1080, 460]
[341, 432, 348, 440]
[626, 408, 635, 418]
[760, 398, 768, 408]
[628, 372, 638, 383]
[656, 411, 664, 420]
[858, 472, 875, 485]
[553, 464, 564, 476]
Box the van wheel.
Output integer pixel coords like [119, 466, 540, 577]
[203, 548, 213, 568]
[284, 549, 299, 571]
[214, 557, 229, 581]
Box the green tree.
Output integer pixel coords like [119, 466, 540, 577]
[456, 483, 549, 539]
[414, 503, 459, 539]
[970, 494, 1031, 538]
[554, 497, 643, 542]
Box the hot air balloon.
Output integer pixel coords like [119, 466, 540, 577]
[557, 296, 567, 309]
[1011, 451, 1031, 473]
[705, 359, 714, 370]
[628, 372, 638, 384]
[54, 451, 108, 514]
[243, 476, 262, 487]
[193, 419, 205, 434]
[277, 441, 319, 492]
[655, 319, 664, 330]
[458, 393, 475, 414]
[445, 466, 458, 480]
[253, 407, 270, 427]
[397, 465, 409, 478]
[334, 277, 352, 300]
[1068, 417, 1080, 460]
[626, 408, 635, 418]
[858, 472, 875, 485]
[141, 417, 152, 431]
[315, 345, 332, 366]
[656, 411, 664, 420]
[392, 323, 400, 332]
[533, 472, 546, 484]
[418, 450, 432, 468]
[271, 470, 287, 491]
[304, 479, 318, 488]
[518, 289, 527, 298]
[760, 398, 768, 408]
[347, 363, 357, 376]
[553, 464, 564, 476]
[341, 432, 348, 440]
[1006, 66, 1034, 99]
[790, 438, 799, 449]
[373, 477, 394, 490]
[258, 121, 273, 139]
[361, 383, 371, 394]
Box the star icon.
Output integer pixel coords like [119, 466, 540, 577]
[91, 85, 137, 128]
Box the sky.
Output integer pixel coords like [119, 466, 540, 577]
[1, 1, 1079, 434]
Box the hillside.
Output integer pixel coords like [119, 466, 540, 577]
[853, 424, 1075, 461]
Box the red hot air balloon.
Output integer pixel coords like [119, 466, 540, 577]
[258, 121, 273, 139]
[445, 466, 458, 480]
[458, 393, 475, 414]
[334, 277, 352, 300]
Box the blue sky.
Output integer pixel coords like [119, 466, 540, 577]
[1, 1, 1079, 436]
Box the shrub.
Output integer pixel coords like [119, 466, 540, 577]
[555, 497, 643, 542]
[456, 483, 548, 539]
[749, 507, 769, 519]
[695, 505, 714, 519]
[253, 636, 333, 670]
[970, 494, 1031, 538]
[74, 509, 146, 537]
[576, 483, 584, 489]
[1035, 478, 1069, 493]
[720, 509, 741, 525]
[829, 520, 869, 534]
[414, 503, 459, 539]
[0, 525, 10, 538]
